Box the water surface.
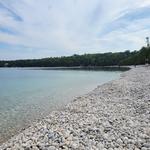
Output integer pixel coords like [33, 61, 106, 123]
[0, 68, 122, 143]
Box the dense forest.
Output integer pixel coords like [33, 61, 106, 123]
[0, 47, 150, 67]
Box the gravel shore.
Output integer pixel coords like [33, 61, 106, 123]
[0, 66, 150, 150]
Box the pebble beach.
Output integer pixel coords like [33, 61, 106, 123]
[0, 66, 150, 150]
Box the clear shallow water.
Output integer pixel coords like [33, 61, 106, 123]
[0, 68, 122, 143]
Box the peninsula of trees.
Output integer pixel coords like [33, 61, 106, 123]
[0, 47, 150, 67]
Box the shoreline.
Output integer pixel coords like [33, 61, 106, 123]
[0, 69, 122, 145]
[0, 66, 130, 71]
[1, 66, 150, 149]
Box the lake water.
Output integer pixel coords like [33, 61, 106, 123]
[0, 68, 122, 143]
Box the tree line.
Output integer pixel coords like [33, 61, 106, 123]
[0, 47, 150, 67]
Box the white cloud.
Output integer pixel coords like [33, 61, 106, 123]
[0, 0, 150, 59]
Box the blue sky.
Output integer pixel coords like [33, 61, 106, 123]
[0, 0, 150, 60]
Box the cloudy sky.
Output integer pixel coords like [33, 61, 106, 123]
[0, 0, 150, 60]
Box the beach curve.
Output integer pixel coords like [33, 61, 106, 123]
[0, 66, 150, 150]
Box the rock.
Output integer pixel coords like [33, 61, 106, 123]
[97, 143, 105, 149]
[143, 143, 150, 148]
[47, 146, 57, 150]
[141, 147, 148, 150]
[116, 138, 123, 145]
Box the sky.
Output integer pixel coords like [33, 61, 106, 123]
[0, 0, 150, 60]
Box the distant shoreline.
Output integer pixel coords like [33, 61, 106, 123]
[0, 66, 130, 71]
[1, 47, 150, 68]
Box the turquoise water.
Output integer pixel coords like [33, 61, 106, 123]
[0, 68, 122, 143]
